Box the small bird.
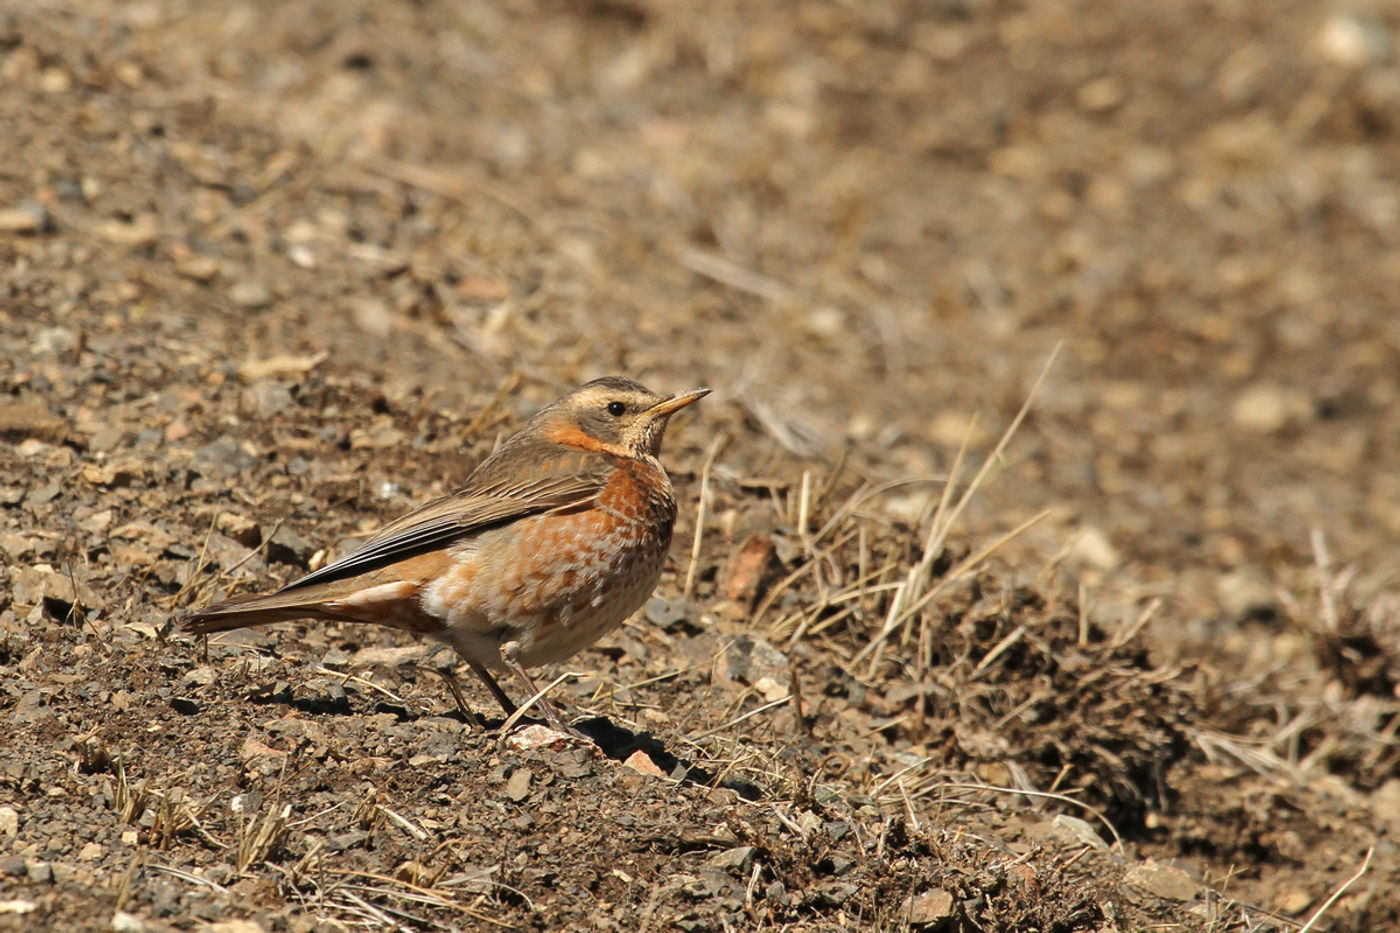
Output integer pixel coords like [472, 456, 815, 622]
[179, 377, 708, 731]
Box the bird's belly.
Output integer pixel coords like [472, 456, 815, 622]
[422, 506, 670, 667]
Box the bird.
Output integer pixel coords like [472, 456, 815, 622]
[178, 376, 709, 732]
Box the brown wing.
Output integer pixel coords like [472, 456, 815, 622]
[278, 445, 611, 593]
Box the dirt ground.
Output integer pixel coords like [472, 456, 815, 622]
[4, 1, 1400, 930]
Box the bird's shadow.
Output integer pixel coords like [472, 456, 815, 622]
[245, 685, 764, 801]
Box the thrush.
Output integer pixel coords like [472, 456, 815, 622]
[178, 376, 709, 731]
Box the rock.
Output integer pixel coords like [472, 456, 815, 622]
[0, 900, 37, 916]
[32, 326, 77, 355]
[721, 635, 789, 688]
[110, 911, 144, 932]
[193, 438, 257, 477]
[707, 846, 756, 873]
[1231, 383, 1307, 433]
[0, 401, 68, 443]
[230, 280, 273, 309]
[502, 724, 573, 751]
[1217, 569, 1276, 621]
[242, 381, 294, 417]
[266, 526, 315, 568]
[0, 532, 34, 561]
[621, 750, 666, 778]
[351, 297, 393, 337]
[722, 533, 783, 607]
[0, 202, 51, 233]
[505, 768, 533, 802]
[0, 806, 17, 837]
[204, 921, 269, 933]
[1124, 860, 1199, 901]
[216, 512, 262, 548]
[1068, 526, 1120, 571]
[176, 255, 220, 282]
[902, 887, 955, 928]
[1318, 11, 1393, 68]
[1028, 814, 1109, 851]
[78, 842, 105, 861]
[1371, 778, 1400, 827]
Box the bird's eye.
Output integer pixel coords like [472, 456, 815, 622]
[606, 401, 626, 417]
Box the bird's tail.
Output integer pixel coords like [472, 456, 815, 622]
[177, 589, 347, 635]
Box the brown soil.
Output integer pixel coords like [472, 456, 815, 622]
[4, 1, 1400, 930]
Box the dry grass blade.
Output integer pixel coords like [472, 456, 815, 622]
[689, 695, 792, 742]
[853, 342, 1061, 668]
[237, 803, 291, 873]
[684, 433, 728, 603]
[855, 508, 1052, 668]
[1298, 844, 1374, 933]
[496, 670, 583, 738]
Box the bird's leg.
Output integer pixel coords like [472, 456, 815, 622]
[466, 659, 518, 718]
[500, 642, 573, 734]
[408, 664, 489, 729]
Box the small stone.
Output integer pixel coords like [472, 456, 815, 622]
[1124, 860, 1199, 901]
[204, 921, 269, 933]
[1231, 383, 1307, 433]
[110, 910, 144, 932]
[1273, 889, 1313, 915]
[351, 297, 393, 337]
[0, 900, 37, 916]
[1077, 76, 1125, 112]
[32, 326, 78, 355]
[502, 724, 573, 750]
[26, 860, 52, 883]
[1068, 526, 1120, 571]
[176, 255, 220, 283]
[1028, 814, 1109, 851]
[1318, 11, 1393, 68]
[505, 768, 533, 802]
[621, 750, 666, 778]
[193, 438, 257, 477]
[902, 887, 955, 927]
[242, 381, 294, 417]
[707, 846, 756, 873]
[216, 512, 262, 548]
[266, 526, 315, 568]
[78, 842, 105, 861]
[0, 806, 18, 837]
[721, 635, 789, 688]
[230, 280, 273, 309]
[722, 533, 783, 607]
[0, 202, 51, 233]
[1217, 569, 1276, 621]
[182, 667, 217, 687]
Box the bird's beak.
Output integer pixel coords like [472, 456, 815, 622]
[647, 387, 711, 417]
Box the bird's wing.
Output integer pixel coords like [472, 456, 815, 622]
[281, 453, 609, 592]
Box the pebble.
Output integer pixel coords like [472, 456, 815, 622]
[706, 846, 756, 873]
[230, 280, 273, 309]
[1318, 11, 1393, 68]
[266, 525, 316, 568]
[0, 202, 51, 233]
[110, 911, 145, 932]
[902, 887, 954, 927]
[0, 806, 17, 837]
[505, 768, 533, 802]
[242, 381, 294, 416]
[1124, 860, 1199, 901]
[621, 750, 666, 778]
[32, 326, 78, 355]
